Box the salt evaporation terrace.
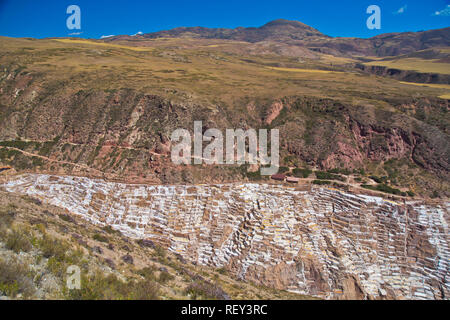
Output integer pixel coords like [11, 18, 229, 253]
[1, 174, 449, 299]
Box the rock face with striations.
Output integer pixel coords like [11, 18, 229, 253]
[2, 174, 449, 300]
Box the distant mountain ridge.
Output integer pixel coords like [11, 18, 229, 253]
[108, 19, 328, 43]
[105, 19, 450, 57]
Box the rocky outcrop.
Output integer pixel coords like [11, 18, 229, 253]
[2, 174, 449, 300]
[264, 101, 284, 125]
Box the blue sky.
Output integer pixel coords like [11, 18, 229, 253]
[0, 0, 449, 39]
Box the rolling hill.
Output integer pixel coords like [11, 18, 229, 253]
[0, 20, 448, 198]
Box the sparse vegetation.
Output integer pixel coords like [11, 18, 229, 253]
[185, 279, 229, 300]
[369, 175, 388, 184]
[65, 272, 160, 300]
[92, 233, 109, 243]
[278, 166, 290, 174]
[58, 214, 75, 223]
[158, 270, 174, 284]
[38, 234, 69, 260]
[5, 227, 32, 253]
[313, 180, 331, 185]
[361, 184, 407, 197]
[327, 168, 351, 175]
[102, 225, 121, 236]
[0, 257, 35, 298]
[293, 168, 312, 178]
[0, 205, 16, 227]
[217, 267, 228, 275]
[154, 245, 166, 259]
[315, 171, 345, 182]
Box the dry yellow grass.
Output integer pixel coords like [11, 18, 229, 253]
[54, 39, 153, 52]
[398, 81, 450, 99]
[365, 58, 450, 75]
[267, 66, 343, 74]
[0, 36, 446, 108]
[399, 81, 450, 90]
[319, 54, 356, 65]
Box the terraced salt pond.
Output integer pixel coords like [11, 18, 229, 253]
[1, 174, 449, 299]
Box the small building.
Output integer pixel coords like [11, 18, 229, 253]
[286, 176, 300, 184]
[271, 174, 286, 181]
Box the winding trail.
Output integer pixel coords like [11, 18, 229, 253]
[0, 145, 107, 176]
[0, 144, 430, 202]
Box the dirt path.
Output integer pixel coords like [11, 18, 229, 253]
[0, 145, 107, 176]
[0, 144, 426, 202]
[11, 138, 163, 155]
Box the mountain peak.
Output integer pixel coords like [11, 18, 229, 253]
[256, 19, 325, 40]
[262, 19, 311, 28]
[131, 19, 327, 43]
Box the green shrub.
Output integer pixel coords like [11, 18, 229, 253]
[92, 233, 108, 243]
[0, 257, 35, 298]
[154, 245, 166, 259]
[129, 280, 160, 300]
[185, 280, 229, 300]
[0, 140, 31, 150]
[292, 168, 312, 178]
[65, 273, 125, 300]
[278, 166, 290, 174]
[58, 214, 75, 223]
[327, 168, 351, 175]
[312, 180, 331, 185]
[137, 266, 157, 281]
[158, 270, 174, 284]
[102, 225, 121, 236]
[31, 157, 44, 167]
[369, 176, 388, 184]
[65, 272, 159, 300]
[5, 228, 32, 253]
[38, 140, 57, 156]
[283, 155, 298, 167]
[361, 184, 406, 196]
[245, 170, 263, 181]
[47, 256, 65, 276]
[315, 171, 345, 181]
[0, 205, 16, 227]
[38, 234, 68, 260]
[216, 267, 227, 275]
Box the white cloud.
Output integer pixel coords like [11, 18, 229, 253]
[393, 5, 407, 15]
[132, 31, 144, 36]
[433, 5, 450, 16]
[100, 35, 115, 39]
